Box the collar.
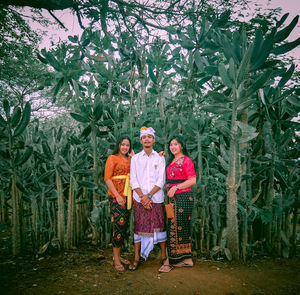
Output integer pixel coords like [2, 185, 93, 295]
[141, 149, 156, 156]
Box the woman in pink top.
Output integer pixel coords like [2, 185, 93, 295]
[159, 136, 196, 273]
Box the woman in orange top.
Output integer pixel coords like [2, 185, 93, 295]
[104, 135, 133, 271]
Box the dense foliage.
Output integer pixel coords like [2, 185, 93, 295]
[0, 1, 299, 261]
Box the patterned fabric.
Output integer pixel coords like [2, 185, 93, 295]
[134, 201, 165, 237]
[109, 197, 129, 248]
[104, 154, 131, 201]
[167, 191, 194, 264]
[166, 156, 196, 194]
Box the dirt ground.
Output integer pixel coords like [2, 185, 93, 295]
[0, 225, 300, 295]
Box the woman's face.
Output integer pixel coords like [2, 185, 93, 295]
[119, 139, 130, 156]
[169, 139, 182, 156]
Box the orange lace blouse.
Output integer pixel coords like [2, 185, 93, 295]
[104, 154, 131, 200]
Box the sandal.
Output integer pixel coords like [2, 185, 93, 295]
[120, 257, 130, 265]
[113, 262, 125, 272]
[173, 261, 193, 268]
[159, 258, 173, 273]
[159, 264, 173, 273]
[129, 260, 140, 271]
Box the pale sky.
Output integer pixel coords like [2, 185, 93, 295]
[30, 0, 299, 58]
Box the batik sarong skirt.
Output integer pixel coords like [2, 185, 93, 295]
[134, 201, 165, 237]
[109, 196, 129, 248]
[167, 191, 194, 264]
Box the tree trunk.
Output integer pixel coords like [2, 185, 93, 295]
[226, 88, 240, 260]
[12, 169, 22, 256]
[56, 171, 65, 248]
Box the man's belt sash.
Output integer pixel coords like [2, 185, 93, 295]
[111, 174, 132, 209]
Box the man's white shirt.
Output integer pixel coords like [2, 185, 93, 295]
[130, 149, 165, 203]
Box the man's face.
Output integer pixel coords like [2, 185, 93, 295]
[140, 134, 155, 149]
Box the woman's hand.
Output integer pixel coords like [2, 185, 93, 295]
[128, 149, 135, 158]
[116, 194, 125, 208]
[167, 186, 177, 198]
[158, 151, 165, 157]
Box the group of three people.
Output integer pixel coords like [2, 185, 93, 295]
[104, 126, 196, 273]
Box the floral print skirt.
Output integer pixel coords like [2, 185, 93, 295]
[109, 197, 129, 248]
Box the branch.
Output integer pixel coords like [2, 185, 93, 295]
[47, 9, 67, 29]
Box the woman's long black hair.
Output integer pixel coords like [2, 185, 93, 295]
[167, 135, 188, 166]
[112, 135, 132, 157]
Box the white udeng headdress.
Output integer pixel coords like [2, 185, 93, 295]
[140, 126, 155, 138]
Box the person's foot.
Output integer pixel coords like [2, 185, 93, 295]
[159, 258, 173, 273]
[113, 262, 125, 272]
[173, 259, 193, 267]
[129, 260, 140, 271]
[120, 257, 130, 265]
[160, 256, 167, 264]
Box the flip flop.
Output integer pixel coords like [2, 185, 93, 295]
[174, 261, 193, 268]
[159, 264, 173, 273]
[120, 257, 131, 265]
[113, 262, 125, 272]
[129, 260, 140, 271]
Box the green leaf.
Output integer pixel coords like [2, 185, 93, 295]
[70, 112, 90, 123]
[237, 99, 257, 112]
[52, 78, 64, 102]
[0, 114, 7, 127]
[241, 70, 272, 99]
[278, 64, 295, 87]
[228, 58, 236, 81]
[208, 91, 231, 103]
[201, 104, 232, 114]
[194, 51, 204, 71]
[276, 13, 289, 28]
[81, 38, 90, 47]
[93, 103, 103, 121]
[45, 52, 61, 71]
[148, 63, 157, 84]
[14, 147, 33, 166]
[180, 39, 195, 50]
[218, 155, 228, 171]
[78, 181, 98, 190]
[287, 96, 300, 107]
[251, 33, 274, 70]
[272, 38, 300, 55]
[251, 28, 263, 65]
[42, 141, 53, 159]
[14, 102, 31, 137]
[11, 107, 21, 128]
[81, 125, 92, 138]
[218, 63, 233, 88]
[236, 44, 253, 85]
[274, 15, 299, 43]
[197, 76, 211, 87]
[3, 99, 10, 119]
[36, 52, 48, 64]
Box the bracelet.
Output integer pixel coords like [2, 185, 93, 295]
[175, 185, 179, 190]
[147, 193, 152, 199]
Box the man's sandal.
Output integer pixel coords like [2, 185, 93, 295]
[129, 260, 140, 271]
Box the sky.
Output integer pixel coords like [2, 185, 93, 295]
[31, 0, 300, 61]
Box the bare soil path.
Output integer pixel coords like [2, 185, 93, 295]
[0, 244, 299, 295]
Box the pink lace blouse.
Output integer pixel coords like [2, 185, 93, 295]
[166, 155, 196, 194]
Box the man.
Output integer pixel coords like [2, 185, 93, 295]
[129, 126, 167, 271]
